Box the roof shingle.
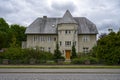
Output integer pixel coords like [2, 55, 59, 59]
[58, 10, 77, 24]
[25, 10, 98, 34]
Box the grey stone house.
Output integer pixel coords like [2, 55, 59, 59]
[24, 10, 98, 60]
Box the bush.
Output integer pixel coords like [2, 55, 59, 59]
[46, 60, 56, 65]
[71, 56, 98, 64]
[1, 47, 54, 64]
[2, 47, 23, 60]
[71, 58, 84, 64]
[89, 57, 98, 64]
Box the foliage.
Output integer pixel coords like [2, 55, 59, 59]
[71, 58, 84, 64]
[0, 18, 9, 48]
[0, 32, 5, 49]
[1, 47, 54, 64]
[0, 18, 9, 32]
[71, 44, 77, 59]
[0, 18, 26, 48]
[53, 43, 63, 62]
[2, 47, 23, 60]
[91, 31, 120, 65]
[71, 56, 98, 64]
[99, 33, 107, 39]
[9, 24, 26, 47]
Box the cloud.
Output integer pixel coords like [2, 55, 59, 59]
[74, 0, 120, 33]
[0, 0, 15, 16]
[51, 1, 76, 13]
[0, 0, 120, 33]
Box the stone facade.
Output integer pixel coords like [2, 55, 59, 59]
[24, 10, 98, 60]
[26, 34, 57, 53]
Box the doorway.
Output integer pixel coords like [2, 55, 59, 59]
[65, 50, 71, 60]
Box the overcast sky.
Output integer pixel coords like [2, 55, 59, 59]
[0, 0, 120, 33]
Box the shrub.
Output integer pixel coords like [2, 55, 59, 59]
[71, 56, 98, 64]
[2, 47, 22, 60]
[1, 47, 54, 64]
[46, 60, 55, 65]
[89, 57, 99, 64]
[71, 58, 84, 64]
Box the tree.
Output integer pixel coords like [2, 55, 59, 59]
[71, 43, 77, 59]
[53, 43, 62, 62]
[92, 31, 120, 65]
[10, 35, 18, 48]
[0, 32, 5, 49]
[0, 18, 9, 32]
[99, 33, 107, 39]
[0, 18, 10, 48]
[10, 24, 26, 47]
[0, 18, 26, 48]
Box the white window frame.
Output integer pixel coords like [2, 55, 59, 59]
[65, 41, 71, 46]
[82, 35, 90, 42]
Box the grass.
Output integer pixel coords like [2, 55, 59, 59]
[0, 65, 120, 69]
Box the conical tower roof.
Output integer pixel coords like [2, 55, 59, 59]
[59, 10, 77, 24]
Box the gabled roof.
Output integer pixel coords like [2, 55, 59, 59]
[58, 10, 77, 24]
[25, 10, 98, 34]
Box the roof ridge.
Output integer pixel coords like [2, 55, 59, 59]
[58, 10, 77, 24]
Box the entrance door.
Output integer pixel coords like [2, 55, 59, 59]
[65, 50, 71, 60]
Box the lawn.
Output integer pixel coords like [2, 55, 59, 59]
[0, 65, 120, 69]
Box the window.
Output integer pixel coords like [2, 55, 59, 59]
[33, 35, 39, 42]
[48, 36, 51, 42]
[65, 30, 67, 34]
[83, 47, 89, 53]
[74, 30, 77, 34]
[65, 41, 71, 46]
[68, 30, 71, 34]
[65, 30, 71, 34]
[59, 31, 62, 34]
[82, 35, 89, 42]
[33, 35, 35, 41]
[60, 41, 62, 46]
[73, 41, 76, 46]
[38, 36, 40, 41]
[54, 37, 56, 41]
[50, 36, 52, 41]
[48, 47, 51, 52]
[41, 36, 44, 41]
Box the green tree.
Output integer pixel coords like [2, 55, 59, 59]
[0, 18, 10, 48]
[0, 18, 26, 48]
[92, 31, 120, 65]
[53, 43, 62, 62]
[71, 43, 77, 59]
[0, 32, 4, 49]
[10, 35, 18, 48]
[10, 24, 26, 47]
[0, 18, 9, 32]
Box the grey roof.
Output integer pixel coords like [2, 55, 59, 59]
[58, 10, 77, 24]
[25, 10, 98, 34]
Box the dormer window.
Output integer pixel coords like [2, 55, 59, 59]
[52, 24, 55, 27]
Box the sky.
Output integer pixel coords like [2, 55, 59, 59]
[0, 0, 120, 34]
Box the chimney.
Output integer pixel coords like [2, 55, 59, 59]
[43, 16, 47, 19]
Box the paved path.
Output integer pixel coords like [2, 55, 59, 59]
[0, 69, 120, 73]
